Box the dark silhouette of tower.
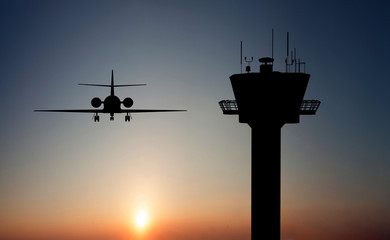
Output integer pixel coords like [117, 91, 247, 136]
[219, 34, 320, 240]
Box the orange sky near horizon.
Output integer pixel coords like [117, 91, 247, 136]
[2, 204, 389, 240]
[0, 174, 251, 240]
[0, 213, 251, 240]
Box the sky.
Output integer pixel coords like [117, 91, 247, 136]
[1, 0, 390, 240]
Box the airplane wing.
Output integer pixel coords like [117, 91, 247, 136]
[121, 109, 187, 113]
[34, 109, 186, 113]
[34, 109, 103, 113]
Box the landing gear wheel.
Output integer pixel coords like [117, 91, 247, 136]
[93, 113, 99, 122]
[125, 113, 132, 122]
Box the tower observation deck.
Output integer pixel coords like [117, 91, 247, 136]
[219, 37, 320, 240]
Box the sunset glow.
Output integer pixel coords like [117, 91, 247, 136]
[136, 210, 148, 228]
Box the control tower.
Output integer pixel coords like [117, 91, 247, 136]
[219, 34, 320, 240]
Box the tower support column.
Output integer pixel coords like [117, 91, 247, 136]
[251, 123, 281, 240]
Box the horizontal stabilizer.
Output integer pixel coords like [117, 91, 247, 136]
[78, 83, 146, 87]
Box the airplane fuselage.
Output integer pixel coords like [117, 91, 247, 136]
[103, 95, 122, 115]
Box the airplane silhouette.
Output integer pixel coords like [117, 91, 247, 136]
[35, 70, 186, 122]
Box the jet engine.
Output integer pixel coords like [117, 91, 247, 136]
[91, 97, 102, 108]
[122, 97, 133, 108]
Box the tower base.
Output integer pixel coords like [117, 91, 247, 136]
[251, 123, 281, 240]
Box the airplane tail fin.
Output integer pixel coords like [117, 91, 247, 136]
[111, 69, 114, 96]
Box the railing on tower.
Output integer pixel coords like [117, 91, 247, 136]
[299, 100, 321, 115]
[219, 100, 239, 115]
[219, 99, 321, 115]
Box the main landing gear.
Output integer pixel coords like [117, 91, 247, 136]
[125, 112, 131, 122]
[92, 113, 131, 122]
[93, 113, 100, 122]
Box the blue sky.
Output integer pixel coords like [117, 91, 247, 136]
[1, 1, 390, 239]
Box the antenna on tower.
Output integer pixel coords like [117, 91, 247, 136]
[285, 32, 289, 72]
[287, 32, 289, 58]
[294, 48, 297, 72]
[272, 28, 274, 59]
[240, 41, 243, 73]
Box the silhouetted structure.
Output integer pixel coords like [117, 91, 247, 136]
[219, 34, 320, 240]
[35, 70, 186, 122]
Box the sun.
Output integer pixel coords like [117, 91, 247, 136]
[136, 209, 148, 228]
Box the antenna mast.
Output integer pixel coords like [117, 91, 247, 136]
[294, 48, 297, 72]
[272, 28, 274, 59]
[285, 32, 289, 72]
[241, 41, 243, 73]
